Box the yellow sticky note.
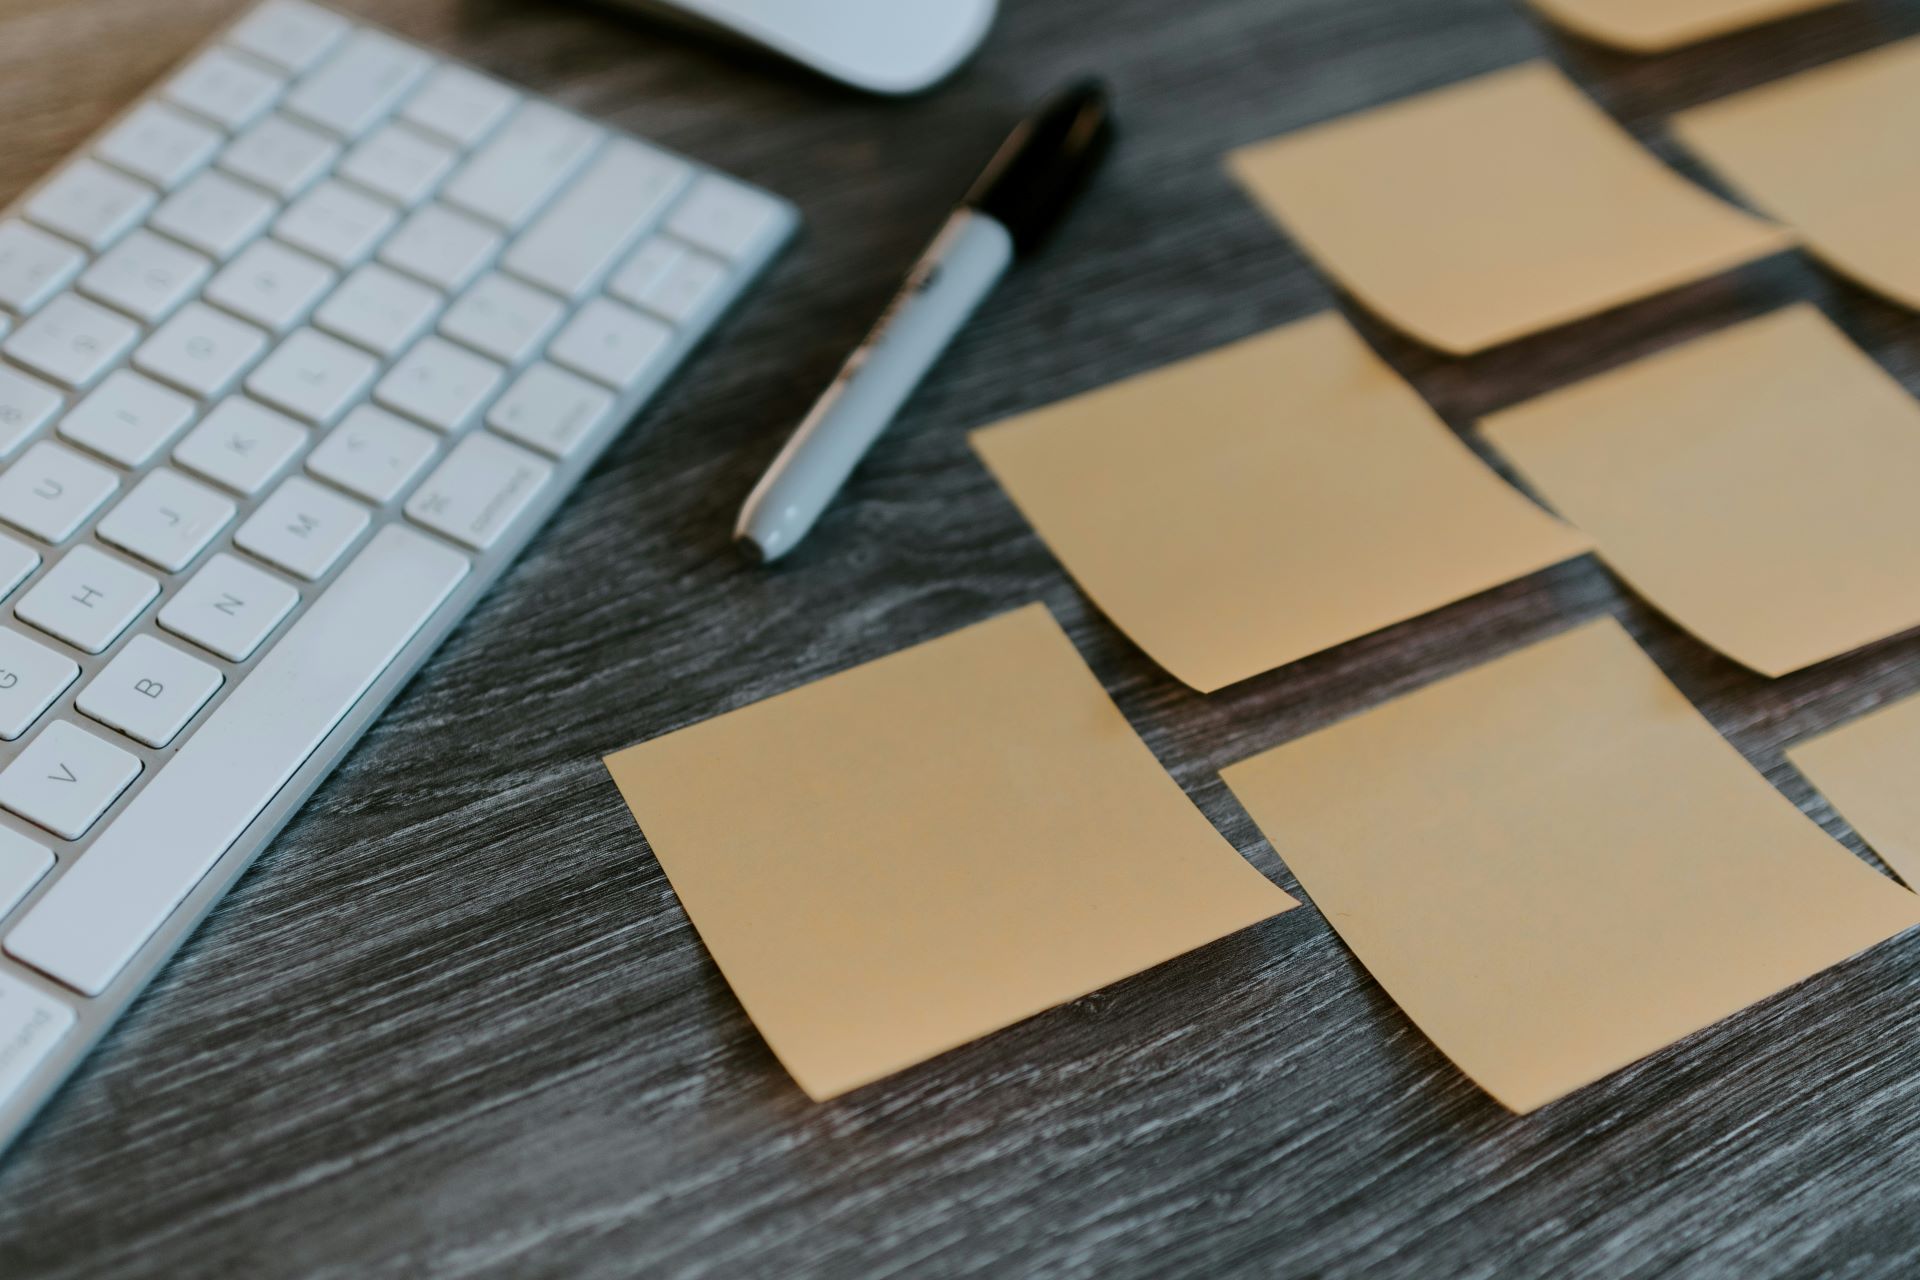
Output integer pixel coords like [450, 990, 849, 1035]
[1222, 619, 1920, 1114]
[1527, 0, 1846, 53]
[1227, 62, 1789, 355]
[1482, 305, 1920, 676]
[970, 312, 1590, 693]
[1675, 37, 1920, 312]
[603, 604, 1298, 1101]
[1791, 695, 1920, 890]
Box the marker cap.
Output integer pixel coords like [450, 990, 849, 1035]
[964, 78, 1115, 257]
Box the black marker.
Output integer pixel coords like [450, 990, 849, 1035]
[735, 79, 1115, 563]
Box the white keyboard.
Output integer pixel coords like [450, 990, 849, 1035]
[0, 0, 795, 1152]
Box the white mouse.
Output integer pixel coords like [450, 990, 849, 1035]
[609, 0, 999, 95]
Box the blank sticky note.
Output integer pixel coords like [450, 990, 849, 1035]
[970, 313, 1590, 693]
[1675, 37, 1920, 312]
[1482, 305, 1920, 676]
[1527, 0, 1846, 53]
[602, 604, 1298, 1101]
[1221, 619, 1920, 1114]
[1791, 695, 1920, 889]
[1226, 62, 1789, 355]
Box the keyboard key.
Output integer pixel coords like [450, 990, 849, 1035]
[0, 221, 84, 315]
[0, 442, 118, 543]
[0, 629, 76, 741]
[284, 29, 430, 139]
[0, 720, 142, 840]
[0, 971, 72, 1101]
[219, 113, 339, 199]
[56, 370, 197, 469]
[405, 431, 551, 551]
[375, 335, 502, 432]
[3, 294, 140, 390]
[149, 170, 277, 259]
[306, 404, 437, 503]
[313, 262, 440, 358]
[0, 828, 53, 916]
[24, 160, 153, 253]
[158, 552, 298, 661]
[76, 229, 211, 324]
[235, 475, 369, 579]
[204, 239, 335, 334]
[8, 525, 468, 994]
[619, 244, 727, 325]
[502, 140, 688, 300]
[96, 101, 222, 190]
[547, 298, 671, 390]
[245, 327, 378, 425]
[77, 634, 224, 749]
[15, 545, 158, 654]
[95, 469, 237, 572]
[0, 537, 40, 601]
[665, 174, 785, 260]
[606, 236, 679, 300]
[274, 179, 397, 268]
[441, 101, 600, 230]
[484, 361, 613, 459]
[438, 272, 562, 365]
[134, 302, 269, 399]
[338, 121, 456, 207]
[166, 47, 284, 131]
[0, 367, 63, 458]
[173, 396, 306, 495]
[403, 71, 514, 152]
[399, 64, 517, 148]
[379, 202, 499, 291]
[226, 0, 349, 74]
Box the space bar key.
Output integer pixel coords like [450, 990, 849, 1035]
[5, 526, 470, 997]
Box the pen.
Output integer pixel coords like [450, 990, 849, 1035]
[734, 78, 1115, 563]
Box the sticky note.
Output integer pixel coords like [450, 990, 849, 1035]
[1226, 62, 1789, 355]
[1674, 37, 1920, 312]
[1482, 305, 1920, 677]
[1221, 618, 1920, 1114]
[1527, 0, 1846, 52]
[603, 604, 1298, 1101]
[970, 313, 1590, 693]
[1791, 695, 1920, 890]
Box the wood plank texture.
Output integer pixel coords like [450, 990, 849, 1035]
[3, 0, 1920, 1275]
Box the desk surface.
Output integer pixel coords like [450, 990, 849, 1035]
[5, 0, 1920, 1275]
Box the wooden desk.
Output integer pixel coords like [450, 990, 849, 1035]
[3, 0, 1920, 1274]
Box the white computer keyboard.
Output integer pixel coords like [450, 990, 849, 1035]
[0, 0, 796, 1152]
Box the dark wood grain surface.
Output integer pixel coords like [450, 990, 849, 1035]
[4, 0, 1920, 1275]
